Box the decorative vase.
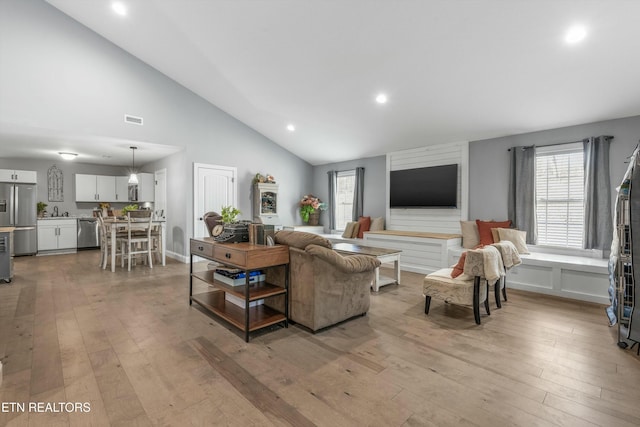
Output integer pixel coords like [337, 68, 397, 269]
[102, 208, 109, 218]
[308, 211, 320, 226]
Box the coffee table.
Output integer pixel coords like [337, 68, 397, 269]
[332, 242, 401, 292]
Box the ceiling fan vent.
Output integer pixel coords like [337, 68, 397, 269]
[124, 114, 143, 126]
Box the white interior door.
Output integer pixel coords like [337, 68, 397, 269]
[154, 168, 167, 218]
[193, 163, 236, 238]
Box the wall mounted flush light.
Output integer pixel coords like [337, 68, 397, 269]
[58, 152, 78, 160]
[565, 25, 587, 44]
[286, 124, 296, 132]
[112, 2, 127, 16]
[128, 146, 138, 184]
[375, 93, 388, 104]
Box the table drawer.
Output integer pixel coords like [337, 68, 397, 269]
[191, 240, 215, 258]
[214, 246, 247, 267]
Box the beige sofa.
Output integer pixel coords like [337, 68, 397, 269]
[266, 230, 381, 332]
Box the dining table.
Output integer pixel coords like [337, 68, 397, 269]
[103, 217, 166, 272]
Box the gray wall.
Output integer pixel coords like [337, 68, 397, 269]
[0, 0, 312, 257]
[469, 115, 640, 221]
[312, 155, 386, 230]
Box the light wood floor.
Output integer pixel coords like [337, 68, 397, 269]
[0, 251, 638, 426]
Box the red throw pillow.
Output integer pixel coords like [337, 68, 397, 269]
[451, 252, 467, 278]
[357, 216, 371, 238]
[476, 220, 512, 245]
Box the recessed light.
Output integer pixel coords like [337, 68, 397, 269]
[59, 152, 78, 160]
[286, 124, 295, 132]
[565, 25, 587, 44]
[112, 2, 127, 16]
[375, 93, 388, 104]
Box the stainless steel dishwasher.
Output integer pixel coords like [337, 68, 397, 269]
[77, 218, 100, 249]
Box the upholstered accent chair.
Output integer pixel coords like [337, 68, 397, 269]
[490, 240, 522, 307]
[423, 246, 505, 325]
[265, 230, 381, 332]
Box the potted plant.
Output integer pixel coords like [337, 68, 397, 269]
[299, 195, 327, 225]
[37, 201, 47, 218]
[121, 204, 139, 216]
[220, 205, 241, 224]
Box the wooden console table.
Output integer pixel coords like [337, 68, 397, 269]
[189, 238, 289, 342]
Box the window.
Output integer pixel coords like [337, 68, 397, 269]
[535, 143, 584, 248]
[335, 170, 355, 230]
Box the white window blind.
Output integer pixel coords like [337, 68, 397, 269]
[335, 170, 355, 231]
[535, 143, 584, 248]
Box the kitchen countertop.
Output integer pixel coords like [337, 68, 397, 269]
[37, 216, 80, 220]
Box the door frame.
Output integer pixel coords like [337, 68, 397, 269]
[154, 168, 167, 218]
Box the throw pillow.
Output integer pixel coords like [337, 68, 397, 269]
[351, 222, 361, 238]
[357, 216, 371, 238]
[451, 252, 467, 278]
[342, 222, 360, 239]
[476, 220, 512, 245]
[460, 220, 480, 249]
[369, 217, 385, 231]
[490, 228, 500, 243]
[497, 228, 530, 254]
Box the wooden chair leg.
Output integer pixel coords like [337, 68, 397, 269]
[484, 280, 491, 316]
[502, 276, 508, 301]
[495, 280, 502, 308]
[147, 243, 153, 268]
[424, 295, 431, 314]
[473, 277, 481, 325]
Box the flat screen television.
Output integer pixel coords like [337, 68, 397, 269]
[389, 164, 458, 208]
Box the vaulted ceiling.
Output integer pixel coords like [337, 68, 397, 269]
[26, 1, 640, 165]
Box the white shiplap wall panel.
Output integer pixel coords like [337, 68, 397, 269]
[386, 141, 469, 233]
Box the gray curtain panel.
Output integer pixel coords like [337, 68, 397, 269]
[352, 167, 365, 220]
[583, 136, 613, 250]
[508, 146, 537, 244]
[327, 170, 337, 230]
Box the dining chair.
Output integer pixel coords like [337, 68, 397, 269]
[122, 210, 153, 271]
[150, 221, 162, 264]
[97, 211, 126, 270]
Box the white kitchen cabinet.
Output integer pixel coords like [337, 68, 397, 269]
[138, 173, 155, 202]
[115, 176, 129, 202]
[96, 175, 116, 201]
[37, 219, 77, 252]
[75, 174, 117, 202]
[0, 169, 37, 183]
[76, 174, 98, 201]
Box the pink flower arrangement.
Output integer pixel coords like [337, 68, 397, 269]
[299, 194, 327, 222]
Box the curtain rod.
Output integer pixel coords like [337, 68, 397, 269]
[507, 136, 614, 151]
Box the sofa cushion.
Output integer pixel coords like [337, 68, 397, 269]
[274, 230, 332, 249]
[305, 244, 381, 273]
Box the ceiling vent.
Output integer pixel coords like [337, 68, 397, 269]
[124, 114, 143, 126]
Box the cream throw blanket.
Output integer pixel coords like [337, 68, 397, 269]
[478, 245, 504, 282]
[491, 240, 522, 269]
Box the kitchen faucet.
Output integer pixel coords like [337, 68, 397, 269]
[53, 206, 59, 217]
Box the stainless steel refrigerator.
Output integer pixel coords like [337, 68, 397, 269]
[0, 182, 37, 256]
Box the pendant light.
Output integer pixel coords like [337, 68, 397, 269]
[128, 146, 139, 184]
